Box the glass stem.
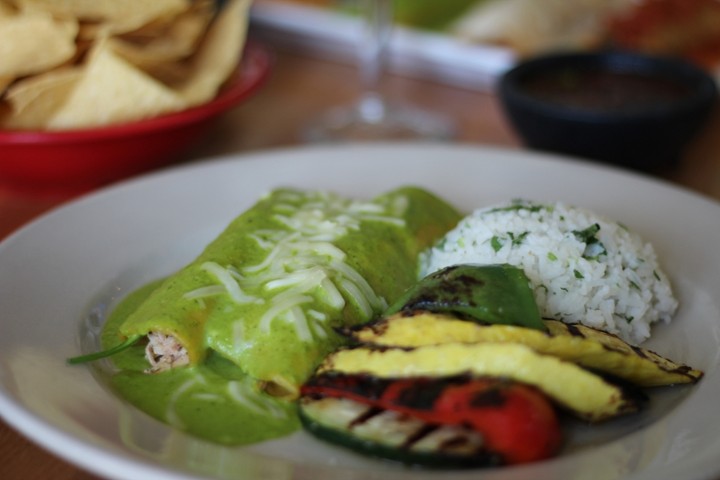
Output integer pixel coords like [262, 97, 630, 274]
[357, 0, 392, 123]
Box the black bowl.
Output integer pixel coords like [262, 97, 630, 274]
[498, 51, 718, 171]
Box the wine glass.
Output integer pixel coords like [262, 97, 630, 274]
[303, 0, 454, 142]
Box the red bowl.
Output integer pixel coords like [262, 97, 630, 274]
[0, 43, 272, 195]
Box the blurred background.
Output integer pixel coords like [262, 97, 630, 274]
[251, 0, 720, 89]
[3, 0, 720, 232]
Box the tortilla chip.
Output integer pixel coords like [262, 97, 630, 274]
[0, 1, 15, 16]
[0, 101, 11, 128]
[450, 0, 629, 55]
[109, 0, 215, 70]
[15, 0, 191, 34]
[0, 76, 12, 96]
[0, 0, 250, 131]
[177, 0, 250, 106]
[45, 39, 186, 129]
[119, 0, 214, 48]
[0, 11, 78, 77]
[2, 68, 81, 129]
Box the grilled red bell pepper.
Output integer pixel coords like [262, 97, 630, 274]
[300, 373, 562, 465]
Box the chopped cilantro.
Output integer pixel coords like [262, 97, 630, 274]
[487, 200, 547, 214]
[573, 223, 601, 243]
[490, 236, 504, 252]
[573, 269, 584, 279]
[490, 231, 529, 252]
[508, 231, 529, 246]
[573, 223, 606, 260]
[547, 252, 558, 261]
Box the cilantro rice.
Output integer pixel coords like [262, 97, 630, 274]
[419, 200, 677, 344]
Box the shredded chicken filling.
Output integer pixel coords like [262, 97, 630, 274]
[145, 331, 190, 373]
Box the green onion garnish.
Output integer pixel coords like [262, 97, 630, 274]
[67, 335, 142, 365]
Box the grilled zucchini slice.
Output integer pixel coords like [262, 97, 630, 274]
[299, 395, 502, 468]
[317, 342, 642, 422]
[544, 319, 702, 386]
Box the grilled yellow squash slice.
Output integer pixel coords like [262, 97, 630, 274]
[317, 342, 641, 422]
[345, 312, 702, 387]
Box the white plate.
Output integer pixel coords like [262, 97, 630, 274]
[1, 144, 720, 480]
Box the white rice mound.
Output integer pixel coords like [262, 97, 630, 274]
[420, 200, 678, 345]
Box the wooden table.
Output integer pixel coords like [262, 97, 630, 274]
[2, 46, 720, 480]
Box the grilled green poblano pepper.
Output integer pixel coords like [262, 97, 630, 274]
[385, 263, 545, 331]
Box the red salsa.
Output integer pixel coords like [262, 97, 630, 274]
[519, 68, 692, 113]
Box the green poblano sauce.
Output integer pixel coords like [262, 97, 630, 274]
[97, 187, 461, 444]
[102, 281, 300, 445]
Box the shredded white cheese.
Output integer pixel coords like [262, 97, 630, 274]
[227, 379, 288, 419]
[193, 190, 408, 344]
[182, 261, 261, 304]
[165, 376, 207, 428]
